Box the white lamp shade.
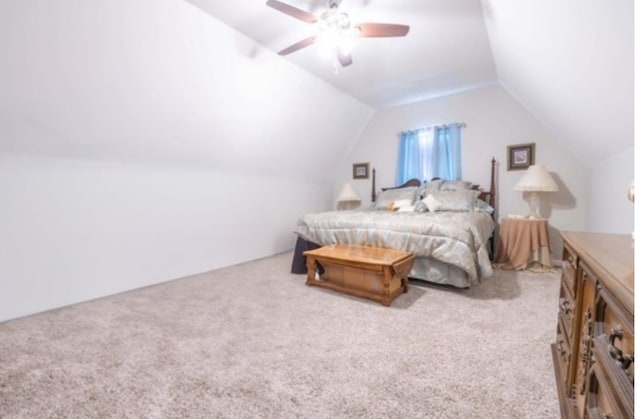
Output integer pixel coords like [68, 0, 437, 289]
[337, 183, 360, 203]
[514, 165, 558, 192]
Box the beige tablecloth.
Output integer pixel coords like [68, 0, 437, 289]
[494, 218, 553, 271]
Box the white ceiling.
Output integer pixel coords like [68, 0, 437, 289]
[482, 0, 634, 167]
[1, 0, 632, 169]
[185, 0, 498, 109]
[186, 0, 634, 167]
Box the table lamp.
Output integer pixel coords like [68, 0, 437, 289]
[337, 182, 360, 210]
[514, 165, 558, 219]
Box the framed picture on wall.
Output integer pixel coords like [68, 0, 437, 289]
[352, 162, 370, 179]
[507, 143, 535, 171]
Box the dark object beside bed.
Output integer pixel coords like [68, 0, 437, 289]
[291, 236, 320, 274]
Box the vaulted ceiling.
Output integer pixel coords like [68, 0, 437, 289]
[186, 0, 634, 167]
[0, 0, 633, 171]
[186, 0, 498, 109]
[483, 0, 634, 167]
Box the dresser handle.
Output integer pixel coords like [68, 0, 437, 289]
[609, 327, 634, 371]
[559, 299, 571, 315]
[568, 254, 576, 267]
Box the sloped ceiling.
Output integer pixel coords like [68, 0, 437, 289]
[186, 0, 498, 108]
[189, 0, 634, 167]
[482, 0, 634, 167]
[0, 0, 373, 180]
[0, 0, 633, 170]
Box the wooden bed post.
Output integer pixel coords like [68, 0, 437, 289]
[489, 156, 497, 261]
[489, 157, 496, 210]
[371, 167, 376, 202]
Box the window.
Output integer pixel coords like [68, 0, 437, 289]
[395, 124, 463, 185]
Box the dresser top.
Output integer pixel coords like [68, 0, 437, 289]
[561, 231, 634, 314]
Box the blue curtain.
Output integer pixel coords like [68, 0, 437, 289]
[396, 124, 462, 185]
[432, 126, 462, 180]
[395, 130, 421, 185]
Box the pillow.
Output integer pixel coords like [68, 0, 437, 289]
[396, 205, 416, 213]
[417, 179, 443, 198]
[439, 180, 473, 191]
[428, 190, 480, 212]
[414, 201, 428, 213]
[422, 194, 442, 212]
[374, 187, 418, 209]
[424, 179, 443, 191]
[391, 199, 414, 210]
[475, 199, 495, 214]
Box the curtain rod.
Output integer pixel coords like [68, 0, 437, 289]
[398, 122, 466, 137]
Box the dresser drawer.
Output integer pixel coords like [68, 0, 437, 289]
[558, 280, 575, 339]
[585, 362, 625, 419]
[592, 287, 634, 416]
[554, 321, 571, 387]
[562, 243, 579, 297]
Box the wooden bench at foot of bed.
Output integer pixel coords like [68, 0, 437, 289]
[303, 244, 415, 306]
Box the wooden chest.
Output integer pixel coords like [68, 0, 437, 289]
[303, 244, 414, 306]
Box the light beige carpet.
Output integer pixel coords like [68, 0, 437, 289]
[0, 252, 560, 418]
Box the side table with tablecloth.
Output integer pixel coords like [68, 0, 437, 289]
[494, 217, 553, 271]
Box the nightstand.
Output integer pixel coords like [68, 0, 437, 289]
[494, 217, 553, 271]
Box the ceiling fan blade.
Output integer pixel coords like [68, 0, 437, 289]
[278, 36, 317, 55]
[337, 52, 353, 67]
[356, 23, 410, 37]
[266, 0, 317, 24]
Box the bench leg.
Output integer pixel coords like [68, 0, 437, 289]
[305, 256, 317, 286]
[382, 266, 393, 306]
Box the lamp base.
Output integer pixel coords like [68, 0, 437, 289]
[526, 191, 543, 219]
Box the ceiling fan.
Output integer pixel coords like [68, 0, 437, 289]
[266, 0, 410, 68]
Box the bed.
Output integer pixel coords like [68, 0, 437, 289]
[291, 159, 497, 288]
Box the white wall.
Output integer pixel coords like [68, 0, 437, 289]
[337, 85, 589, 260]
[0, 0, 373, 321]
[0, 153, 334, 322]
[587, 148, 634, 234]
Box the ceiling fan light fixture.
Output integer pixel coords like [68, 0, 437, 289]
[338, 35, 355, 55]
[317, 29, 341, 59]
[266, 0, 409, 68]
[315, 16, 355, 60]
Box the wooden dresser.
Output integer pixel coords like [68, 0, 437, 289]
[552, 232, 634, 418]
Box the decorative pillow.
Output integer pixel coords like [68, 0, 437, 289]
[391, 199, 414, 210]
[374, 187, 418, 209]
[417, 179, 443, 198]
[439, 180, 473, 191]
[424, 179, 443, 190]
[475, 199, 495, 214]
[422, 194, 443, 212]
[414, 201, 428, 213]
[429, 190, 480, 212]
[396, 205, 415, 213]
